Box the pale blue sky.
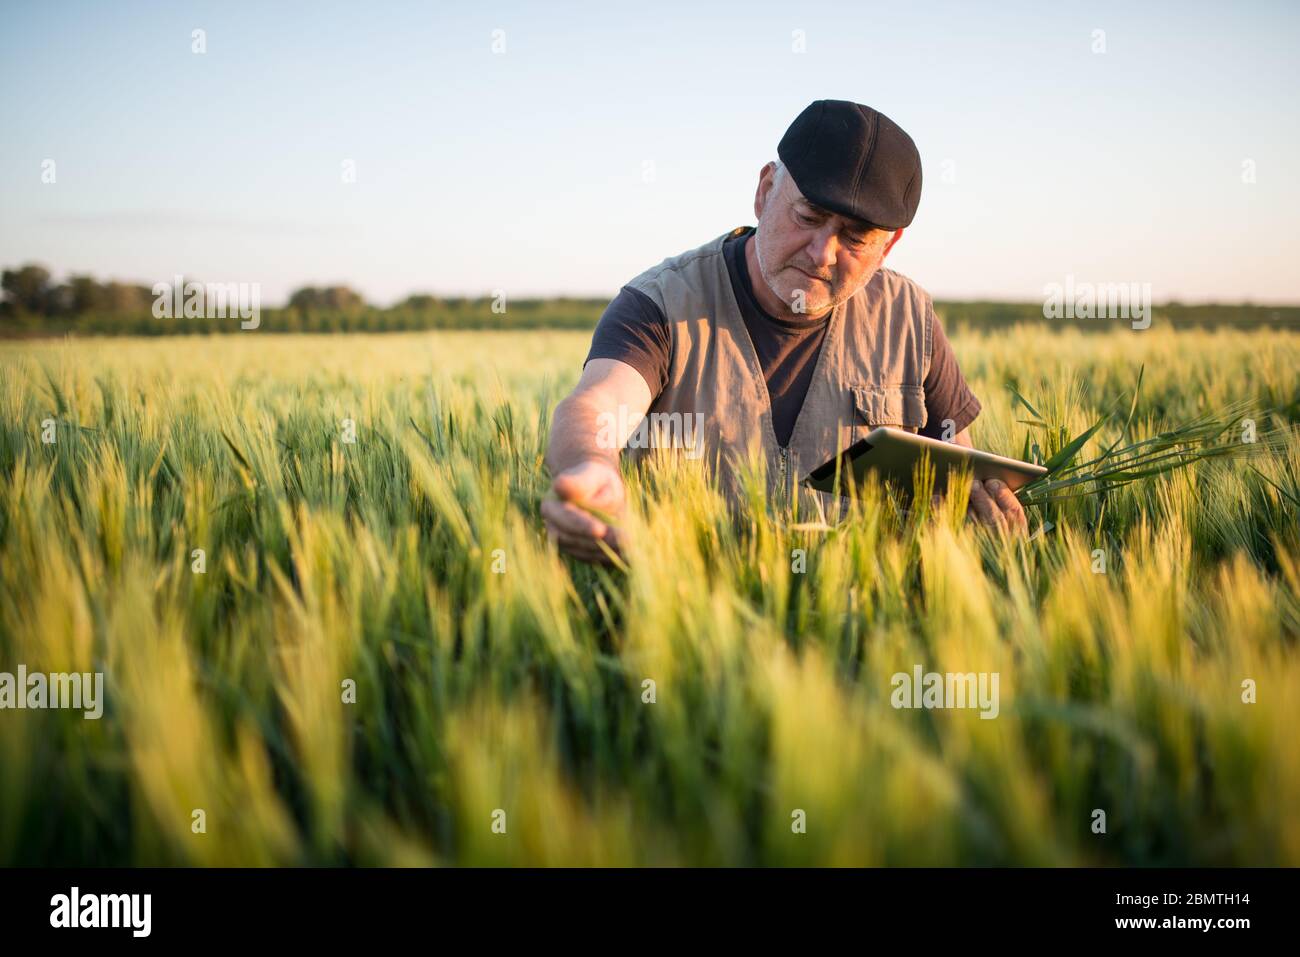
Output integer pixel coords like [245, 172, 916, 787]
[2, 0, 1297, 305]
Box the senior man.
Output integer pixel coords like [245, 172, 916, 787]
[543, 99, 1026, 564]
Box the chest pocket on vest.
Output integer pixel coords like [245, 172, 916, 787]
[851, 385, 928, 435]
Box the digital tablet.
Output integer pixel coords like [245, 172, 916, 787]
[803, 427, 1048, 496]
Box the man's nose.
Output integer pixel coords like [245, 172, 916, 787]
[805, 226, 839, 270]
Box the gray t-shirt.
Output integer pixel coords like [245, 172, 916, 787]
[585, 226, 981, 446]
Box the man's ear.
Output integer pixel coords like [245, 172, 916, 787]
[754, 162, 778, 219]
[881, 228, 904, 259]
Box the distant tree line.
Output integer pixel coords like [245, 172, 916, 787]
[1, 264, 156, 318]
[935, 299, 1300, 330]
[0, 263, 608, 335]
[2, 262, 1296, 337]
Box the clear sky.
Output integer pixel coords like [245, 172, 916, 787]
[2, 0, 1297, 306]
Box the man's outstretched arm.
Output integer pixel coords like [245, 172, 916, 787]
[542, 358, 653, 564]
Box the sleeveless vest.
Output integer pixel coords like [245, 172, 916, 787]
[623, 226, 934, 519]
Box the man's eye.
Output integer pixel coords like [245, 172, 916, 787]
[796, 212, 819, 226]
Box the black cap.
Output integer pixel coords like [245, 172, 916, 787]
[776, 100, 922, 231]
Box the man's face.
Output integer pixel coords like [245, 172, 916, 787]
[752, 163, 902, 318]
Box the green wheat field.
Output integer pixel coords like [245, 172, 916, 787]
[1, 325, 1297, 866]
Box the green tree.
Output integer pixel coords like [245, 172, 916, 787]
[2, 264, 53, 314]
[287, 285, 366, 315]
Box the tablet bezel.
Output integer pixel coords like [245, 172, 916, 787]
[803, 426, 1049, 495]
